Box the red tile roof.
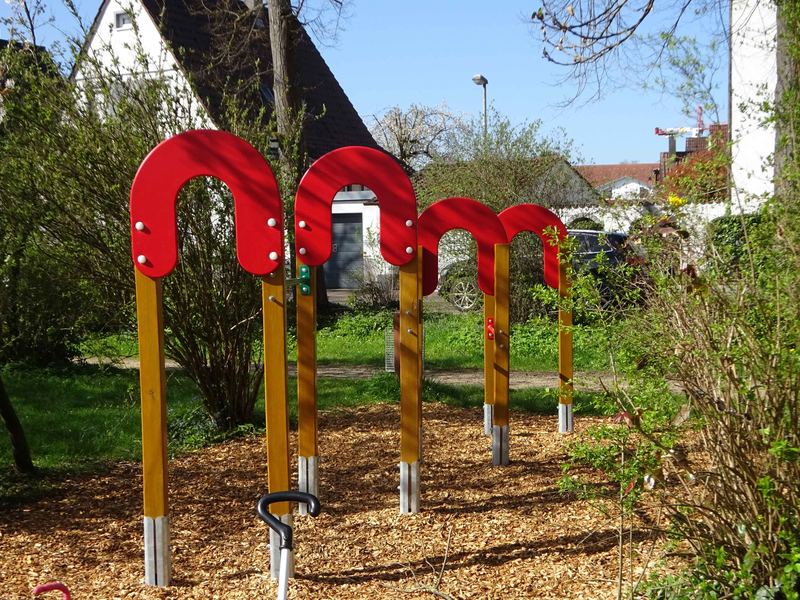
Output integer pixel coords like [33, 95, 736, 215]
[575, 164, 659, 187]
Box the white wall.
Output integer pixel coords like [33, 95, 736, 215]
[730, 0, 778, 201]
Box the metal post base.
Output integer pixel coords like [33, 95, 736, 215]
[483, 403, 493, 436]
[399, 461, 420, 514]
[269, 514, 295, 579]
[491, 425, 509, 466]
[298, 456, 319, 516]
[558, 403, 574, 433]
[144, 515, 171, 587]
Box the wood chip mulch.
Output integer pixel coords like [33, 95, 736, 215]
[1, 403, 677, 599]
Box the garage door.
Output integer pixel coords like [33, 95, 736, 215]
[325, 213, 363, 289]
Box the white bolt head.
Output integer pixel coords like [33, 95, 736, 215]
[269, 295, 276, 302]
[407, 329, 413, 334]
[135, 221, 145, 231]
[499, 344, 505, 349]
[406, 220, 413, 227]
[137, 255, 147, 265]
[268, 218, 277, 227]
[269, 252, 279, 260]
[299, 248, 307, 255]
[406, 247, 413, 254]
[299, 221, 307, 228]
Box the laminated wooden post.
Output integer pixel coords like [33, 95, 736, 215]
[134, 269, 171, 587]
[483, 293, 495, 435]
[558, 259, 574, 433]
[296, 259, 318, 515]
[262, 265, 292, 578]
[416, 246, 424, 463]
[492, 244, 510, 466]
[399, 252, 420, 514]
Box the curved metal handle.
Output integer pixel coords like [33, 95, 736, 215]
[257, 492, 321, 550]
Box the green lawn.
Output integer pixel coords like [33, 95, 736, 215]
[82, 311, 613, 373]
[1, 366, 606, 471]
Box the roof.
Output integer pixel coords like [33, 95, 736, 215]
[596, 176, 653, 193]
[575, 163, 659, 187]
[86, 0, 380, 159]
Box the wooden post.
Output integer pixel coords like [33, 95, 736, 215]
[483, 292, 495, 435]
[393, 312, 401, 376]
[558, 259, 574, 433]
[134, 269, 171, 587]
[262, 265, 292, 578]
[492, 244, 510, 466]
[296, 259, 318, 514]
[416, 246, 424, 463]
[399, 252, 420, 514]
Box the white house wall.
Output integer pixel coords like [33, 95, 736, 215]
[730, 0, 778, 200]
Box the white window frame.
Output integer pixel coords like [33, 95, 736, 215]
[114, 11, 133, 30]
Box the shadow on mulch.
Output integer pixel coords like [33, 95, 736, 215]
[1, 402, 663, 600]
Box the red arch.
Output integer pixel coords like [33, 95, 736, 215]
[130, 130, 282, 278]
[294, 147, 417, 266]
[498, 204, 567, 289]
[418, 198, 508, 297]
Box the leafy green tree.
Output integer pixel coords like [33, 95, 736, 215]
[413, 108, 588, 322]
[0, 12, 277, 429]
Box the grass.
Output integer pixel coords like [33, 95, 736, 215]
[82, 311, 614, 373]
[0, 365, 609, 503]
[1, 366, 607, 471]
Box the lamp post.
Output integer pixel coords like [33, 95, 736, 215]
[472, 74, 488, 139]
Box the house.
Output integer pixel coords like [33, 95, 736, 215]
[575, 163, 658, 200]
[76, 0, 388, 288]
[730, 0, 778, 203]
[415, 156, 617, 237]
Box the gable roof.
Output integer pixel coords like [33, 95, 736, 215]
[575, 163, 659, 187]
[86, 0, 380, 159]
[596, 175, 653, 193]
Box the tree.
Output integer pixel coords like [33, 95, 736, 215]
[0, 16, 275, 429]
[529, 0, 729, 110]
[414, 108, 587, 322]
[0, 372, 36, 474]
[368, 102, 468, 170]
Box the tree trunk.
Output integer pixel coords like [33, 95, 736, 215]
[0, 372, 36, 474]
[267, 0, 328, 308]
[775, 2, 797, 196]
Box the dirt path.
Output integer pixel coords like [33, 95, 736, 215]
[0, 403, 682, 599]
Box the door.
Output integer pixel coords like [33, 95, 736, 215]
[325, 213, 363, 288]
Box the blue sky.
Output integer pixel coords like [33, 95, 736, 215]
[1, 0, 728, 165]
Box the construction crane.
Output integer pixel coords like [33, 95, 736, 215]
[655, 106, 706, 155]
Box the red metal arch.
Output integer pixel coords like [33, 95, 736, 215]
[497, 204, 567, 289]
[418, 198, 508, 297]
[294, 147, 417, 266]
[130, 130, 282, 278]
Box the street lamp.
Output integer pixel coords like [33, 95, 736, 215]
[472, 74, 488, 139]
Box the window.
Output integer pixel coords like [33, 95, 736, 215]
[115, 12, 132, 29]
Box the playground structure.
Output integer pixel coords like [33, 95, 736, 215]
[130, 130, 572, 587]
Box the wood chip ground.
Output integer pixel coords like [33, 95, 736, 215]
[1, 403, 678, 599]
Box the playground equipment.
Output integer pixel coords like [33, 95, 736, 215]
[257, 492, 321, 600]
[130, 129, 573, 585]
[131, 130, 289, 586]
